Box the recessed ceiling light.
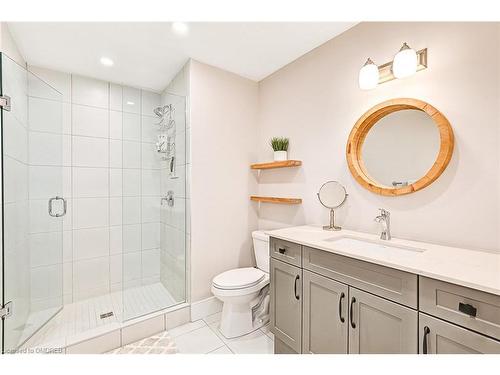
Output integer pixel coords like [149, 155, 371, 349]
[100, 57, 114, 67]
[126, 101, 135, 106]
[172, 22, 189, 35]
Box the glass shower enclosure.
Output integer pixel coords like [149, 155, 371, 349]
[0, 52, 187, 353]
[121, 91, 188, 321]
[0, 53, 64, 353]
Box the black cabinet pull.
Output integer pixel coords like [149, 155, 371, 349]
[349, 297, 356, 328]
[458, 302, 477, 317]
[338, 292, 345, 323]
[278, 247, 286, 254]
[422, 326, 430, 354]
[294, 275, 300, 300]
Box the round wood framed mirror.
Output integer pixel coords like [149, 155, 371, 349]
[346, 98, 454, 196]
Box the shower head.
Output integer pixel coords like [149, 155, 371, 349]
[153, 106, 165, 117]
[153, 104, 174, 118]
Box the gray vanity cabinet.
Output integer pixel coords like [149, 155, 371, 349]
[348, 287, 418, 354]
[270, 237, 500, 354]
[419, 313, 500, 354]
[302, 270, 349, 354]
[270, 258, 302, 353]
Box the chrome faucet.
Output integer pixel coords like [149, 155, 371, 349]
[374, 208, 391, 240]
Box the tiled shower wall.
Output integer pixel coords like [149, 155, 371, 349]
[28, 66, 163, 303]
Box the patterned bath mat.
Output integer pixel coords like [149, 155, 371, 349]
[107, 331, 177, 354]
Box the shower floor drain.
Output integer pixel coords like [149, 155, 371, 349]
[100, 312, 114, 319]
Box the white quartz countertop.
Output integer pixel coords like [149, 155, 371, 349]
[265, 225, 500, 296]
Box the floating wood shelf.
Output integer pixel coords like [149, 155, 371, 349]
[250, 196, 302, 204]
[250, 160, 302, 170]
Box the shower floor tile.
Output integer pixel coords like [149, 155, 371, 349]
[22, 282, 177, 350]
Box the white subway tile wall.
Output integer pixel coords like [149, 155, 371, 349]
[27, 66, 186, 307]
[0, 64, 189, 351]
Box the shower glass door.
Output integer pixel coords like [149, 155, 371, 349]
[122, 92, 187, 321]
[1, 53, 64, 353]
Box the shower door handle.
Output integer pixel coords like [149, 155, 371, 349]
[48, 196, 67, 217]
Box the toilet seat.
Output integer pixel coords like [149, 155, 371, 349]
[212, 267, 265, 290]
[212, 273, 269, 298]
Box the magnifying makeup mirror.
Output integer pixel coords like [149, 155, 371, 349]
[317, 181, 348, 231]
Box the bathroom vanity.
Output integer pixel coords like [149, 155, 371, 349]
[267, 226, 500, 354]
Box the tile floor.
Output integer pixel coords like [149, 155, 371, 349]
[169, 312, 274, 354]
[108, 331, 178, 354]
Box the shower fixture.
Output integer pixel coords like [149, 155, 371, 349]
[154, 104, 175, 129]
[154, 103, 177, 178]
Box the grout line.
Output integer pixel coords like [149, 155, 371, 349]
[206, 344, 228, 354]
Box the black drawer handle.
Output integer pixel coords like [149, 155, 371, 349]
[278, 247, 286, 254]
[458, 302, 477, 317]
[349, 297, 356, 328]
[338, 292, 345, 323]
[422, 326, 430, 354]
[294, 275, 300, 300]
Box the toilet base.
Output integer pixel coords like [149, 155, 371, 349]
[218, 301, 269, 339]
[214, 292, 269, 339]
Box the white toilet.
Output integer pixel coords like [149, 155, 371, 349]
[211, 230, 270, 338]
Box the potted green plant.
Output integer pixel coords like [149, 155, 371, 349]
[270, 137, 289, 161]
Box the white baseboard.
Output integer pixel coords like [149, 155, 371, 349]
[190, 296, 222, 321]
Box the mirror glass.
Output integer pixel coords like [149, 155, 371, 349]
[318, 181, 347, 208]
[362, 109, 440, 188]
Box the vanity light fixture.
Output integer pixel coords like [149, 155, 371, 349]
[100, 56, 114, 67]
[358, 44, 427, 89]
[358, 58, 379, 90]
[392, 42, 418, 79]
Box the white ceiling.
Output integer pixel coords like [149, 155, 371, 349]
[8, 22, 356, 91]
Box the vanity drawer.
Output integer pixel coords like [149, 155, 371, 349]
[270, 237, 302, 267]
[420, 277, 500, 339]
[303, 246, 417, 308]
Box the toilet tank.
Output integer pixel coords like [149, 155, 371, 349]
[252, 230, 270, 273]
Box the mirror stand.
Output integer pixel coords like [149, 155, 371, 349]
[323, 208, 341, 231]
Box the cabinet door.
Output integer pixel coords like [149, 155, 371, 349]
[419, 313, 500, 354]
[270, 258, 302, 353]
[349, 287, 418, 354]
[302, 270, 348, 354]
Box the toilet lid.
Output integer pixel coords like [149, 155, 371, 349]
[213, 267, 265, 290]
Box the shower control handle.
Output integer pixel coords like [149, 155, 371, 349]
[161, 191, 175, 207]
[48, 196, 67, 217]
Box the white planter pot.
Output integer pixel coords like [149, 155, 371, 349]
[273, 151, 287, 161]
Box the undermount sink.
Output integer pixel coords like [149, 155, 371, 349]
[324, 235, 426, 253]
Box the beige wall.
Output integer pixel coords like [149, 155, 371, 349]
[189, 60, 259, 301]
[258, 22, 500, 252]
